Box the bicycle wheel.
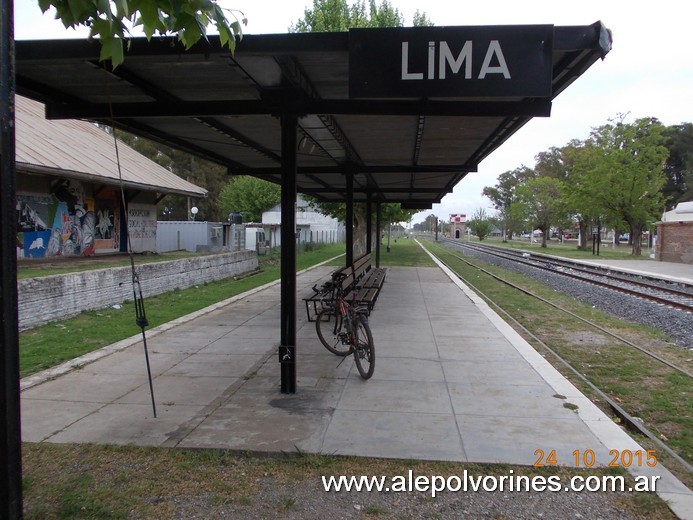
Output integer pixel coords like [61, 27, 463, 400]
[353, 315, 375, 379]
[315, 307, 351, 356]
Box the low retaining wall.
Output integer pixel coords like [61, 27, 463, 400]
[18, 251, 258, 330]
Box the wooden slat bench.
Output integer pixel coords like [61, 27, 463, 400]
[303, 252, 386, 321]
[351, 253, 386, 311]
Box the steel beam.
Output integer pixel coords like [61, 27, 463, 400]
[345, 171, 354, 267]
[1, 0, 23, 516]
[279, 114, 297, 394]
[366, 192, 372, 254]
[375, 201, 382, 268]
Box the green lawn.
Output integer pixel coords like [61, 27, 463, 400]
[17, 250, 217, 279]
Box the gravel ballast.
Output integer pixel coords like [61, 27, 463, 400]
[446, 242, 693, 349]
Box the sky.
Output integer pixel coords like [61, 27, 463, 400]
[14, 1, 693, 224]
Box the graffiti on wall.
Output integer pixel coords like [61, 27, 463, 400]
[17, 180, 119, 259]
[93, 194, 120, 252]
[127, 203, 157, 252]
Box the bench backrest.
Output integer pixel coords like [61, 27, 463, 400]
[338, 272, 356, 294]
[352, 253, 372, 280]
[329, 253, 373, 296]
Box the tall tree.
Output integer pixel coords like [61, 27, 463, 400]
[535, 146, 571, 181]
[39, 0, 246, 67]
[290, 0, 405, 32]
[115, 131, 227, 221]
[482, 166, 535, 241]
[514, 177, 565, 248]
[574, 116, 669, 255]
[467, 208, 494, 241]
[560, 141, 602, 249]
[662, 123, 693, 208]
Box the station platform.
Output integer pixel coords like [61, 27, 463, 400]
[573, 257, 692, 284]
[20, 258, 692, 517]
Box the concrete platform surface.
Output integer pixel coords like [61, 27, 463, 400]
[575, 257, 692, 284]
[20, 262, 692, 517]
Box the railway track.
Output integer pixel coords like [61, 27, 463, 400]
[419, 240, 692, 475]
[440, 238, 693, 313]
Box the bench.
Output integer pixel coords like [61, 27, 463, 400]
[303, 252, 386, 321]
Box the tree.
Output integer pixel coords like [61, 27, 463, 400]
[412, 10, 434, 27]
[467, 208, 494, 241]
[662, 123, 693, 208]
[115, 130, 227, 221]
[217, 176, 281, 222]
[573, 116, 669, 256]
[39, 0, 246, 67]
[535, 146, 571, 182]
[482, 166, 535, 241]
[290, 0, 406, 32]
[423, 214, 438, 233]
[560, 141, 608, 250]
[514, 177, 565, 248]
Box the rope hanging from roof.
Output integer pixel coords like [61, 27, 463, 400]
[106, 82, 157, 419]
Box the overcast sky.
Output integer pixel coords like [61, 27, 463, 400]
[15, 1, 693, 224]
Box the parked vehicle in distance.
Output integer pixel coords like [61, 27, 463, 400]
[563, 233, 573, 239]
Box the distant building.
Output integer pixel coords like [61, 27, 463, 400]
[449, 213, 466, 239]
[655, 201, 693, 264]
[15, 96, 206, 259]
[261, 196, 345, 247]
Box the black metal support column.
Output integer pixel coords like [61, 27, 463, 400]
[345, 171, 354, 267]
[375, 201, 382, 268]
[279, 114, 297, 394]
[366, 192, 372, 254]
[1, 0, 23, 517]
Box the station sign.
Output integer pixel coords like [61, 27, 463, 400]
[349, 25, 553, 99]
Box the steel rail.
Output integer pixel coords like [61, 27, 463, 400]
[443, 239, 693, 313]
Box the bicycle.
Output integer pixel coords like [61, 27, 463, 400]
[314, 278, 375, 380]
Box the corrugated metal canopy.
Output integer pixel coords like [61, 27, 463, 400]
[15, 96, 208, 198]
[14, 23, 611, 209]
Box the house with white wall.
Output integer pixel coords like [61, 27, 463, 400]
[261, 195, 345, 247]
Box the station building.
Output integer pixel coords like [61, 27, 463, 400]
[449, 213, 467, 239]
[655, 201, 693, 264]
[15, 96, 207, 259]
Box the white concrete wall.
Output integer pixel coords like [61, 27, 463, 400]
[156, 221, 225, 252]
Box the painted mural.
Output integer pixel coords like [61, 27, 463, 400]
[16, 180, 119, 259]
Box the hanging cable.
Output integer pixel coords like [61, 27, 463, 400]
[106, 85, 157, 418]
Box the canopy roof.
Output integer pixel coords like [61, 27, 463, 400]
[15, 22, 611, 209]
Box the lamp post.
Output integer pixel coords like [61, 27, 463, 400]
[190, 206, 198, 221]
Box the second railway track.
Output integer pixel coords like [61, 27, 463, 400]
[440, 238, 693, 313]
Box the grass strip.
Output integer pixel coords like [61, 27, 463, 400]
[22, 444, 672, 519]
